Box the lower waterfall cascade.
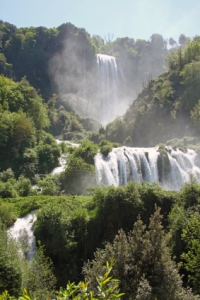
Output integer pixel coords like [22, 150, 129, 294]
[94, 146, 200, 190]
[7, 211, 37, 260]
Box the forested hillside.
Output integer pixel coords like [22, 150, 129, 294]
[1, 18, 200, 300]
[0, 75, 60, 177]
[0, 20, 189, 182]
[104, 37, 200, 148]
[0, 20, 182, 108]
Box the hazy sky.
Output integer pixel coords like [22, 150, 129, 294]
[1, 0, 200, 42]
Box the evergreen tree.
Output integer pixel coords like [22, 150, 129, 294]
[83, 208, 198, 299]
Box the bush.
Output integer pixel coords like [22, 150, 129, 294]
[37, 174, 61, 196]
[0, 201, 16, 227]
[0, 226, 21, 297]
[72, 140, 98, 165]
[99, 140, 113, 156]
[36, 141, 60, 174]
[15, 176, 31, 197]
[0, 261, 124, 300]
[61, 156, 95, 195]
[0, 180, 18, 198]
[0, 169, 15, 182]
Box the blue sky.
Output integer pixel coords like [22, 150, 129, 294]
[1, 0, 200, 42]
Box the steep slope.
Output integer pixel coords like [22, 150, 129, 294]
[105, 37, 200, 147]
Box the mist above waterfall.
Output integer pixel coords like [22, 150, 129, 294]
[48, 28, 176, 130]
[49, 34, 132, 125]
[49, 32, 95, 118]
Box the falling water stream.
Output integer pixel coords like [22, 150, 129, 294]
[96, 54, 124, 124]
[94, 146, 200, 190]
[8, 211, 37, 260]
[7, 145, 200, 260]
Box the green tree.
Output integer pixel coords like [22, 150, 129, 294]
[37, 174, 61, 195]
[0, 201, 15, 227]
[21, 244, 56, 299]
[180, 213, 200, 294]
[0, 225, 21, 297]
[36, 133, 60, 174]
[14, 175, 31, 197]
[83, 208, 195, 299]
[179, 34, 187, 48]
[90, 35, 105, 53]
[72, 140, 98, 165]
[169, 37, 177, 47]
[61, 156, 95, 195]
[35, 204, 77, 286]
[191, 99, 200, 130]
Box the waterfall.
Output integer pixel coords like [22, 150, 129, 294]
[51, 154, 68, 175]
[7, 211, 37, 260]
[96, 54, 124, 125]
[95, 146, 200, 190]
[55, 139, 80, 148]
[51, 139, 80, 175]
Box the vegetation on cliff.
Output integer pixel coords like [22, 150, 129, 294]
[102, 37, 200, 148]
[1, 18, 200, 300]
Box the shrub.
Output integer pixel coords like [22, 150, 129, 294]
[15, 176, 31, 197]
[37, 174, 61, 196]
[99, 140, 113, 156]
[72, 140, 98, 165]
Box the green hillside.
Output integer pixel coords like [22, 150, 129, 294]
[1, 19, 200, 299]
[2, 181, 200, 298]
[104, 37, 200, 148]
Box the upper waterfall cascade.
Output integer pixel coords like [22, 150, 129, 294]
[95, 146, 200, 190]
[96, 54, 125, 124]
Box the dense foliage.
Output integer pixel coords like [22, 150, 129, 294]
[83, 208, 197, 299]
[0, 21, 186, 120]
[1, 18, 200, 300]
[0, 261, 124, 300]
[0, 74, 101, 184]
[0, 21, 96, 100]
[2, 181, 200, 298]
[0, 20, 194, 145]
[0, 223, 56, 299]
[0, 75, 61, 179]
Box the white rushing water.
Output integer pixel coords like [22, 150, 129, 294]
[8, 211, 37, 260]
[51, 139, 80, 175]
[51, 154, 68, 175]
[55, 139, 80, 148]
[96, 54, 124, 124]
[95, 146, 200, 190]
